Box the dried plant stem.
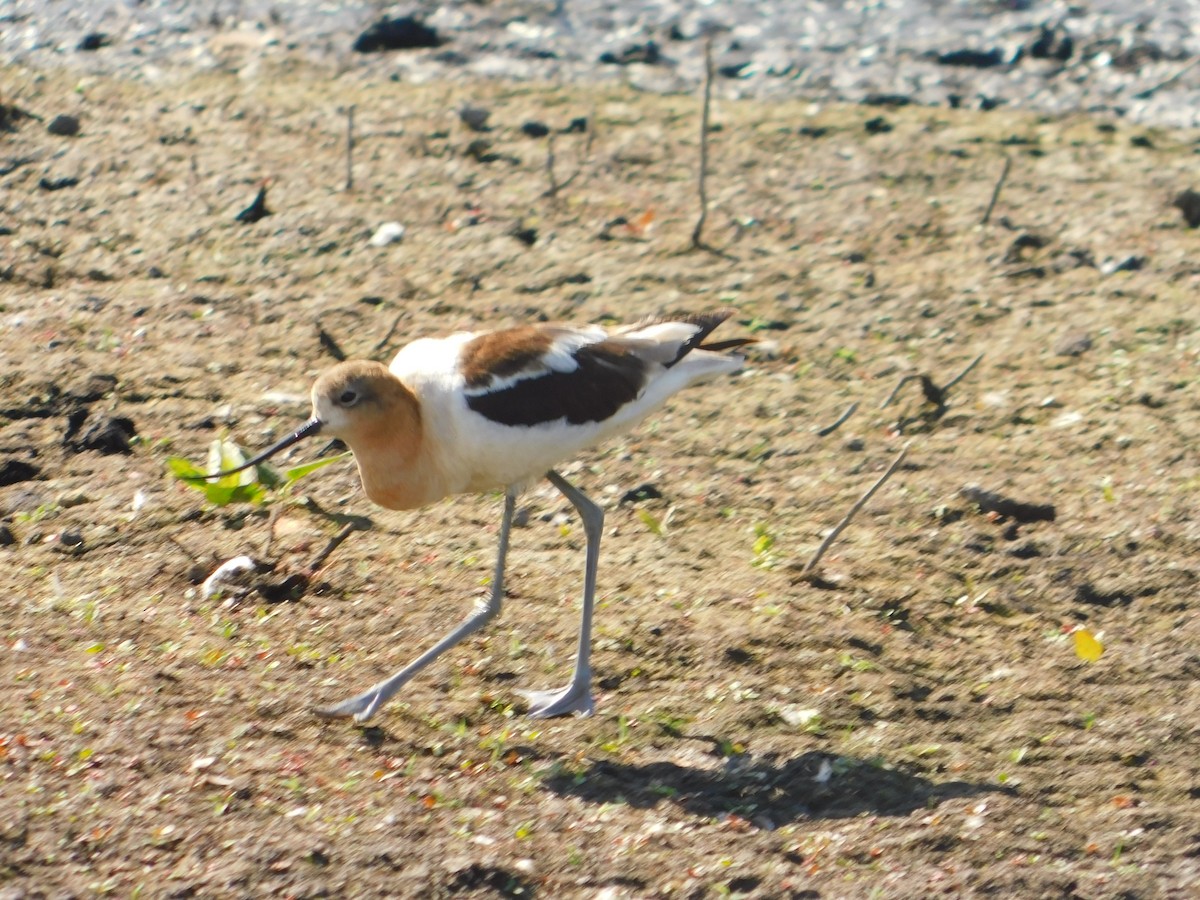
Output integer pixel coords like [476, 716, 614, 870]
[344, 105, 356, 192]
[816, 402, 859, 437]
[942, 352, 984, 394]
[308, 523, 355, 574]
[981, 156, 1011, 225]
[800, 444, 910, 579]
[691, 37, 714, 249]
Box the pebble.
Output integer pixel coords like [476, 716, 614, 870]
[46, 114, 80, 136]
[1054, 331, 1093, 357]
[368, 222, 406, 247]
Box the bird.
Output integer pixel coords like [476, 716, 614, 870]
[193, 310, 750, 721]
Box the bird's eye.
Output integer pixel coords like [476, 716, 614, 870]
[339, 389, 359, 406]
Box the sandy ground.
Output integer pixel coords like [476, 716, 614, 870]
[1, 59, 1199, 897]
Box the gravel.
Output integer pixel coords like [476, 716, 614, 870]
[3, 1, 1200, 126]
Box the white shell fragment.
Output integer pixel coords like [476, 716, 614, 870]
[201, 555, 259, 600]
[368, 222, 406, 247]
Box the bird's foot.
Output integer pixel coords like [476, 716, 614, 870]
[518, 682, 595, 719]
[313, 690, 384, 723]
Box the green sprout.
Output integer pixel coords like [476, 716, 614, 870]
[166, 436, 349, 506]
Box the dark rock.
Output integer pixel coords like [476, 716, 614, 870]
[1172, 189, 1200, 227]
[64, 412, 137, 455]
[0, 103, 34, 132]
[509, 225, 537, 247]
[458, 105, 490, 132]
[1029, 26, 1073, 62]
[937, 48, 1006, 69]
[235, 185, 271, 223]
[719, 60, 751, 78]
[620, 484, 663, 505]
[520, 121, 550, 138]
[0, 525, 14, 546]
[352, 16, 443, 53]
[864, 116, 892, 135]
[863, 93, 914, 107]
[562, 116, 588, 134]
[0, 460, 39, 487]
[77, 33, 109, 52]
[798, 125, 829, 138]
[1129, 134, 1153, 149]
[47, 114, 81, 136]
[599, 41, 662, 66]
[38, 176, 79, 191]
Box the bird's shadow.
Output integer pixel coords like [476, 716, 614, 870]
[542, 744, 1009, 825]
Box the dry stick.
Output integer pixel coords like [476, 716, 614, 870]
[543, 110, 595, 198]
[981, 156, 1011, 226]
[308, 522, 355, 574]
[344, 105, 355, 192]
[942, 352, 984, 395]
[371, 311, 406, 356]
[544, 132, 559, 198]
[690, 36, 715, 249]
[880, 374, 923, 409]
[816, 401, 859, 437]
[800, 443, 910, 579]
[881, 353, 984, 409]
[1134, 56, 1200, 100]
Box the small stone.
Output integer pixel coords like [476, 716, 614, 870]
[0, 460, 39, 487]
[458, 105, 490, 132]
[864, 116, 892, 135]
[1100, 255, 1146, 275]
[353, 16, 443, 53]
[520, 121, 550, 138]
[936, 48, 1005, 69]
[0, 525, 14, 546]
[1054, 331, 1092, 357]
[1173, 189, 1200, 227]
[77, 33, 109, 52]
[599, 41, 662, 66]
[368, 222, 406, 247]
[47, 114, 81, 136]
[56, 490, 91, 509]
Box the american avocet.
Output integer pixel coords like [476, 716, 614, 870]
[197, 310, 749, 720]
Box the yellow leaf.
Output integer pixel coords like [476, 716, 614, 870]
[1074, 628, 1104, 662]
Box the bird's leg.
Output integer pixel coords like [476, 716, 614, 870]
[315, 490, 517, 723]
[519, 469, 603, 718]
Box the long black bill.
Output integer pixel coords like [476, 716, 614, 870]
[187, 417, 324, 481]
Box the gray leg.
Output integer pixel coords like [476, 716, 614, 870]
[315, 491, 517, 723]
[519, 469, 603, 718]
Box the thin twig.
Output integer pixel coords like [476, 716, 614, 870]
[816, 402, 859, 437]
[371, 311, 406, 356]
[880, 375, 920, 410]
[981, 156, 1011, 226]
[690, 36, 715, 250]
[307, 523, 355, 575]
[344, 105, 355, 192]
[943, 352, 984, 394]
[544, 132, 559, 198]
[800, 444, 910, 579]
[542, 109, 595, 199]
[1133, 56, 1200, 100]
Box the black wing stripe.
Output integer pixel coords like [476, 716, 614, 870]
[466, 342, 648, 427]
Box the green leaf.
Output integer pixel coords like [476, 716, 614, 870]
[285, 452, 352, 484]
